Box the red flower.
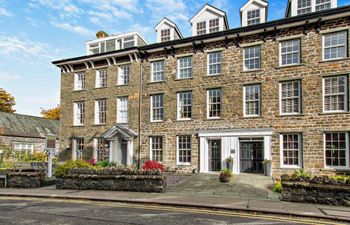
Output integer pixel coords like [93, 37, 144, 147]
[142, 160, 164, 172]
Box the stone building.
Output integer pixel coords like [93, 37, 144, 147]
[0, 112, 59, 155]
[53, 0, 350, 176]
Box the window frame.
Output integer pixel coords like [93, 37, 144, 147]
[207, 88, 222, 119]
[243, 45, 261, 71]
[209, 18, 219, 33]
[94, 99, 107, 125]
[247, 9, 260, 26]
[280, 133, 302, 169]
[324, 132, 349, 170]
[297, 0, 312, 15]
[117, 96, 128, 123]
[149, 136, 164, 163]
[117, 64, 130, 85]
[279, 39, 301, 67]
[150, 94, 164, 122]
[176, 135, 192, 165]
[315, 0, 331, 11]
[243, 84, 261, 117]
[12, 142, 35, 155]
[161, 29, 171, 42]
[74, 72, 85, 91]
[95, 69, 108, 88]
[196, 21, 207, 35]
[177, 91, 192, 120]
[73, 101, 85, 126]
[279, 80, 302, 115]
[322, 75, 348, 113]
[207, 51, 222, 76]
[177, 56, 193, 79]
[322, 31, 348, 62]
[151, 61, 164, 82]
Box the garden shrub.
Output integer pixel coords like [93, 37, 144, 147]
[142, 160, 165, 172]
[219, 169, 232, 177]
[272, 181, 282, 193]
[96, 160, 109, 167]
[54, 160, 95, 178]
[293, 169, 312, 178]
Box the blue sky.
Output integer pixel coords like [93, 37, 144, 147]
[1, 0, 349, 116]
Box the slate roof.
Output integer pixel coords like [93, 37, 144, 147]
[0, 112, 59, 139]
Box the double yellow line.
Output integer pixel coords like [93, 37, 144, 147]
[0, 196, 345, 225]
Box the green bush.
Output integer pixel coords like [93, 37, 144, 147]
[331, 175, 350, 183]
[219, 169, 232, 177]
[96, 160, 109, 167]
[272, 181, 282, 193]
[54, 160, 95, 178]
[294, 169, 312, 178]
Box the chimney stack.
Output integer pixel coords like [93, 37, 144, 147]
[96, 31, 109, 39]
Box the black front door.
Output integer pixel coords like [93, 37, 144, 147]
[208, 140, 221, 171]
[240, 141, 264, 173]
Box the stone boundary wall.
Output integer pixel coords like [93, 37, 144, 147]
[281, 175, 350, 206]
[0, 172, 45, 188]
[56, 174, 166, 193]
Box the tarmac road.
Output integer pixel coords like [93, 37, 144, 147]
[0, 197, 346, 225]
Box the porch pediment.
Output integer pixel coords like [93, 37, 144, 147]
[101, 124, 138, 140]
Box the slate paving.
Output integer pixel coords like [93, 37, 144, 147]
[166, 173, 280, 200]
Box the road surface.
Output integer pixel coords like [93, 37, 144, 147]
[0, 197, 345, 225]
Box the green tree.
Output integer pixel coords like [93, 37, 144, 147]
[0, 88, 15, 113]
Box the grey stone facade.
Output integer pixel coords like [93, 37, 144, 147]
[55, 8, 350, 176]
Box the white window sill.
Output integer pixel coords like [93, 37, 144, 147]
[150, 120, 164, 123]
[242, 69, 262, 73]
[176, 118, 192, 121]
[320, 57, 349, 63]
[243, 115, 260, 118]
[276, 63, 303, 69]
[280, 165, 301, 169]
[94, 123, 106, 126]
[176, 163, 192, 166]
[73, 89, 85, 92]
[321, 111, 348, 115]
[206, 117, 221, 120]
[207, 73, 222, 77]
[279, 113, 303, 117]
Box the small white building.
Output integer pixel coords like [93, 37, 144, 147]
[155, 18, 183, 43]
[286, 0, 337, 17]
[240, 0, 268, 27]
[190, 4, 229, 36]
[86, 31, 148, 55]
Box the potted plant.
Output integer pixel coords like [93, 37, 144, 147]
[219, 169, 232, 183]
[226, 156, 233, 171]
[262, 159, 272, 176]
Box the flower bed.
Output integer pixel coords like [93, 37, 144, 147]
[281, 174, 350, 206]
[55, 160, 167, 193]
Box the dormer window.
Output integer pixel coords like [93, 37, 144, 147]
[161, 29, 170, 42]
[190, 4, 228, 36]
[123, 37, 134, 48]
[89, 44, 99, 54]
[297, 0, 312, 15]
[316, 0, 331, 11]
[240, 0, 268, 27]
[247, 9, 260, 25]
[197, 21, 207, 35]
[209, 19, 219, 33]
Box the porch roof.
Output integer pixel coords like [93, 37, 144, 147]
[101, 124, 138, 140]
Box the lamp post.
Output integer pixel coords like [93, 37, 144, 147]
[45, 133, 57, 178]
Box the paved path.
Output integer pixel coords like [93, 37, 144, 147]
[166, 173, 279, 200]
[0, 186, 349, 222]
[0, 197, 345, 225]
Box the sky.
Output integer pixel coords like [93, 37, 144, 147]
[0, 0, 350, 116]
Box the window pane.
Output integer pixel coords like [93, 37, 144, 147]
[151, 136, 163, 162]
[280, 39, 300, 66]
[152, 61, 164, 82]
[178, 136, 191, 163]
[208, 52, 221, 75]
[325, 133, 348, 167]
[244, 46, 261, 70]
[244, 85, 260, 116]
[281, 80, 300, 114]
[207, 89, 221, 118]
[178, 57, 192, 79]
[177, 92, 192, 119]
[151, 94, 164, 121]
[323, 76, 347, 112]
[282, 134, 301, 166]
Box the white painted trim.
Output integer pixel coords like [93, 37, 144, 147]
[279, 80, 301, 115]
[243, 84, 261, 117]
[240, 41, 264, 48]
[322, 31, 348, 62]
[207, 51, 222, 76]
[150, 60, 165, 82]
[176, 136, 192, 166]
[198, 129, 273, 137]
[190, 4, 226, 24]
[279, 39, 301, 67]
[243, 46, 261, 71]
[176, 91, 192, 120]
[323, 132, 350, 170]
[322, 75, 348, 113]
[320, 27, 350, 34]
[92, 138, 98, 161]
[240, 0, 268, 12]
[72, 139, 77, 161]
[206, 89, 222, 119]
[279, 133, 302, 169]
[150, 94, 164, 122]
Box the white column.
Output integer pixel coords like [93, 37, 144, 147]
[127, 140, 133, 165]
[264, 136, 272, 160]
[92, 138, 98, 161]
[115, 139, 122, 164]
[199, 137, 208, 173]
[72, 139, 77, 161]
[109, 140, 114, 162]
[233, 137, 240, 174]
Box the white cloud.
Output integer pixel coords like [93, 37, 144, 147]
[0, 6, 12, 17]
[29, 0, 82, 17]
[50, 22, 93, 36]
[145, 0, 189, 22]
[0, 34, 55, 65]
[0, 72, 21, 81]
